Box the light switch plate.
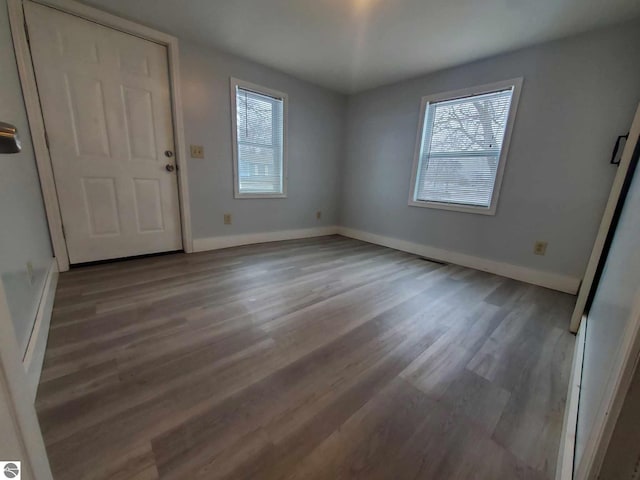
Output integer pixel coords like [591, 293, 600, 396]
[190, 145, 204, 159]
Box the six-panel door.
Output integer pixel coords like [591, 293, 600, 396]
[25, 1, 182, 263]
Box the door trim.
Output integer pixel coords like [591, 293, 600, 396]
[7, 0, 193, 272]
[574, 291, 640, 479]
[570, 133, 640, 479]
[0, 280, 54, 479]
[555, 318, 586, 480]
[569, 104, 640, 333]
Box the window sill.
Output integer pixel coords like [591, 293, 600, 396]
[234, 193, 288, 199]
[408, 199, 496, 215]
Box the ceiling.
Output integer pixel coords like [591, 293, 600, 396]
[82, 0, 640, 93]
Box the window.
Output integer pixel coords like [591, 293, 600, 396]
[231, 78, 288, 198]
[409, 79, 522, 215]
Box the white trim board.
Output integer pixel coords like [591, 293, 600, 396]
[336, 227, 580, 294]
[8, 0, 193, 272]
[0, 281, 54, 479]
[575, 289, 640, 479]
[192, 226, 339, 252]
[23, 258, 58, 402]
[7, 0, 68, 271]
[556, 317, 586, 480]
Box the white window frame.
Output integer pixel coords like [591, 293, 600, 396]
[408, 78, 523, 215]
[230, 77, 289, 199]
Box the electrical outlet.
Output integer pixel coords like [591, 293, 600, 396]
[26, 261, 34, 286]
[533, 241, 548, 256]
[190, 145, 204, 159]
[224, 213, 232, 225]
[316, 210, 322, 220]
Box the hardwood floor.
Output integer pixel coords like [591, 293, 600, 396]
[36, 235, 576, 480]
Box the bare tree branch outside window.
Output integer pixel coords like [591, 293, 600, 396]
[417, 89, 513, 207]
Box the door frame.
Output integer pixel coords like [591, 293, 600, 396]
[7, 0, 193, 272]
[569, 104, 640, 333]
[574, 290, 640, 479]
[560, 126, 640, 479]
[0, 280, 54, 479]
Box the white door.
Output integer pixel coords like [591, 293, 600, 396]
[24, 2, 182, 264]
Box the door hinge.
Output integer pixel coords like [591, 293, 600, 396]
[61, 224, 66, 239]
[44, 131, 50, 149]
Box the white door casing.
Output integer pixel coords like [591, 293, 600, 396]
[569, 104, 640, 333]
[573, 121, 640, 479]
[24, 1, 182, 264]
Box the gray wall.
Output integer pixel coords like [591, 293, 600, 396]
[180, 41, 346, 240]
[0, 0, 54, 353]
[340, 20, 640, 279]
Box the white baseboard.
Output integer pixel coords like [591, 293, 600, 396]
[192, 226, 339, 252]
[192, 225, 580, 294]
[23, 258, 58, 402]
[556, 318, 586, 480]
[336, 226, 580, 294]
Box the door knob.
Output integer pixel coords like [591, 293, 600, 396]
[165, 164, 175, 172]
[165, 150, 174, 158]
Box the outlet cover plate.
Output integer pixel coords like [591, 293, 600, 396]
[190, 145, 204, 159]
[533, 241, 548, 256]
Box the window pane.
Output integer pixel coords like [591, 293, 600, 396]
[415, 88, 513, 208]
[235, 87, 284, 194]
[237, 144, 282, 193]
[417, 156, 499, 207]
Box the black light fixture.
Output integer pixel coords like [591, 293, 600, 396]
[0, 121, 21, 154]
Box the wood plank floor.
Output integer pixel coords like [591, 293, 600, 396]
[36, 235, 576, 480]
